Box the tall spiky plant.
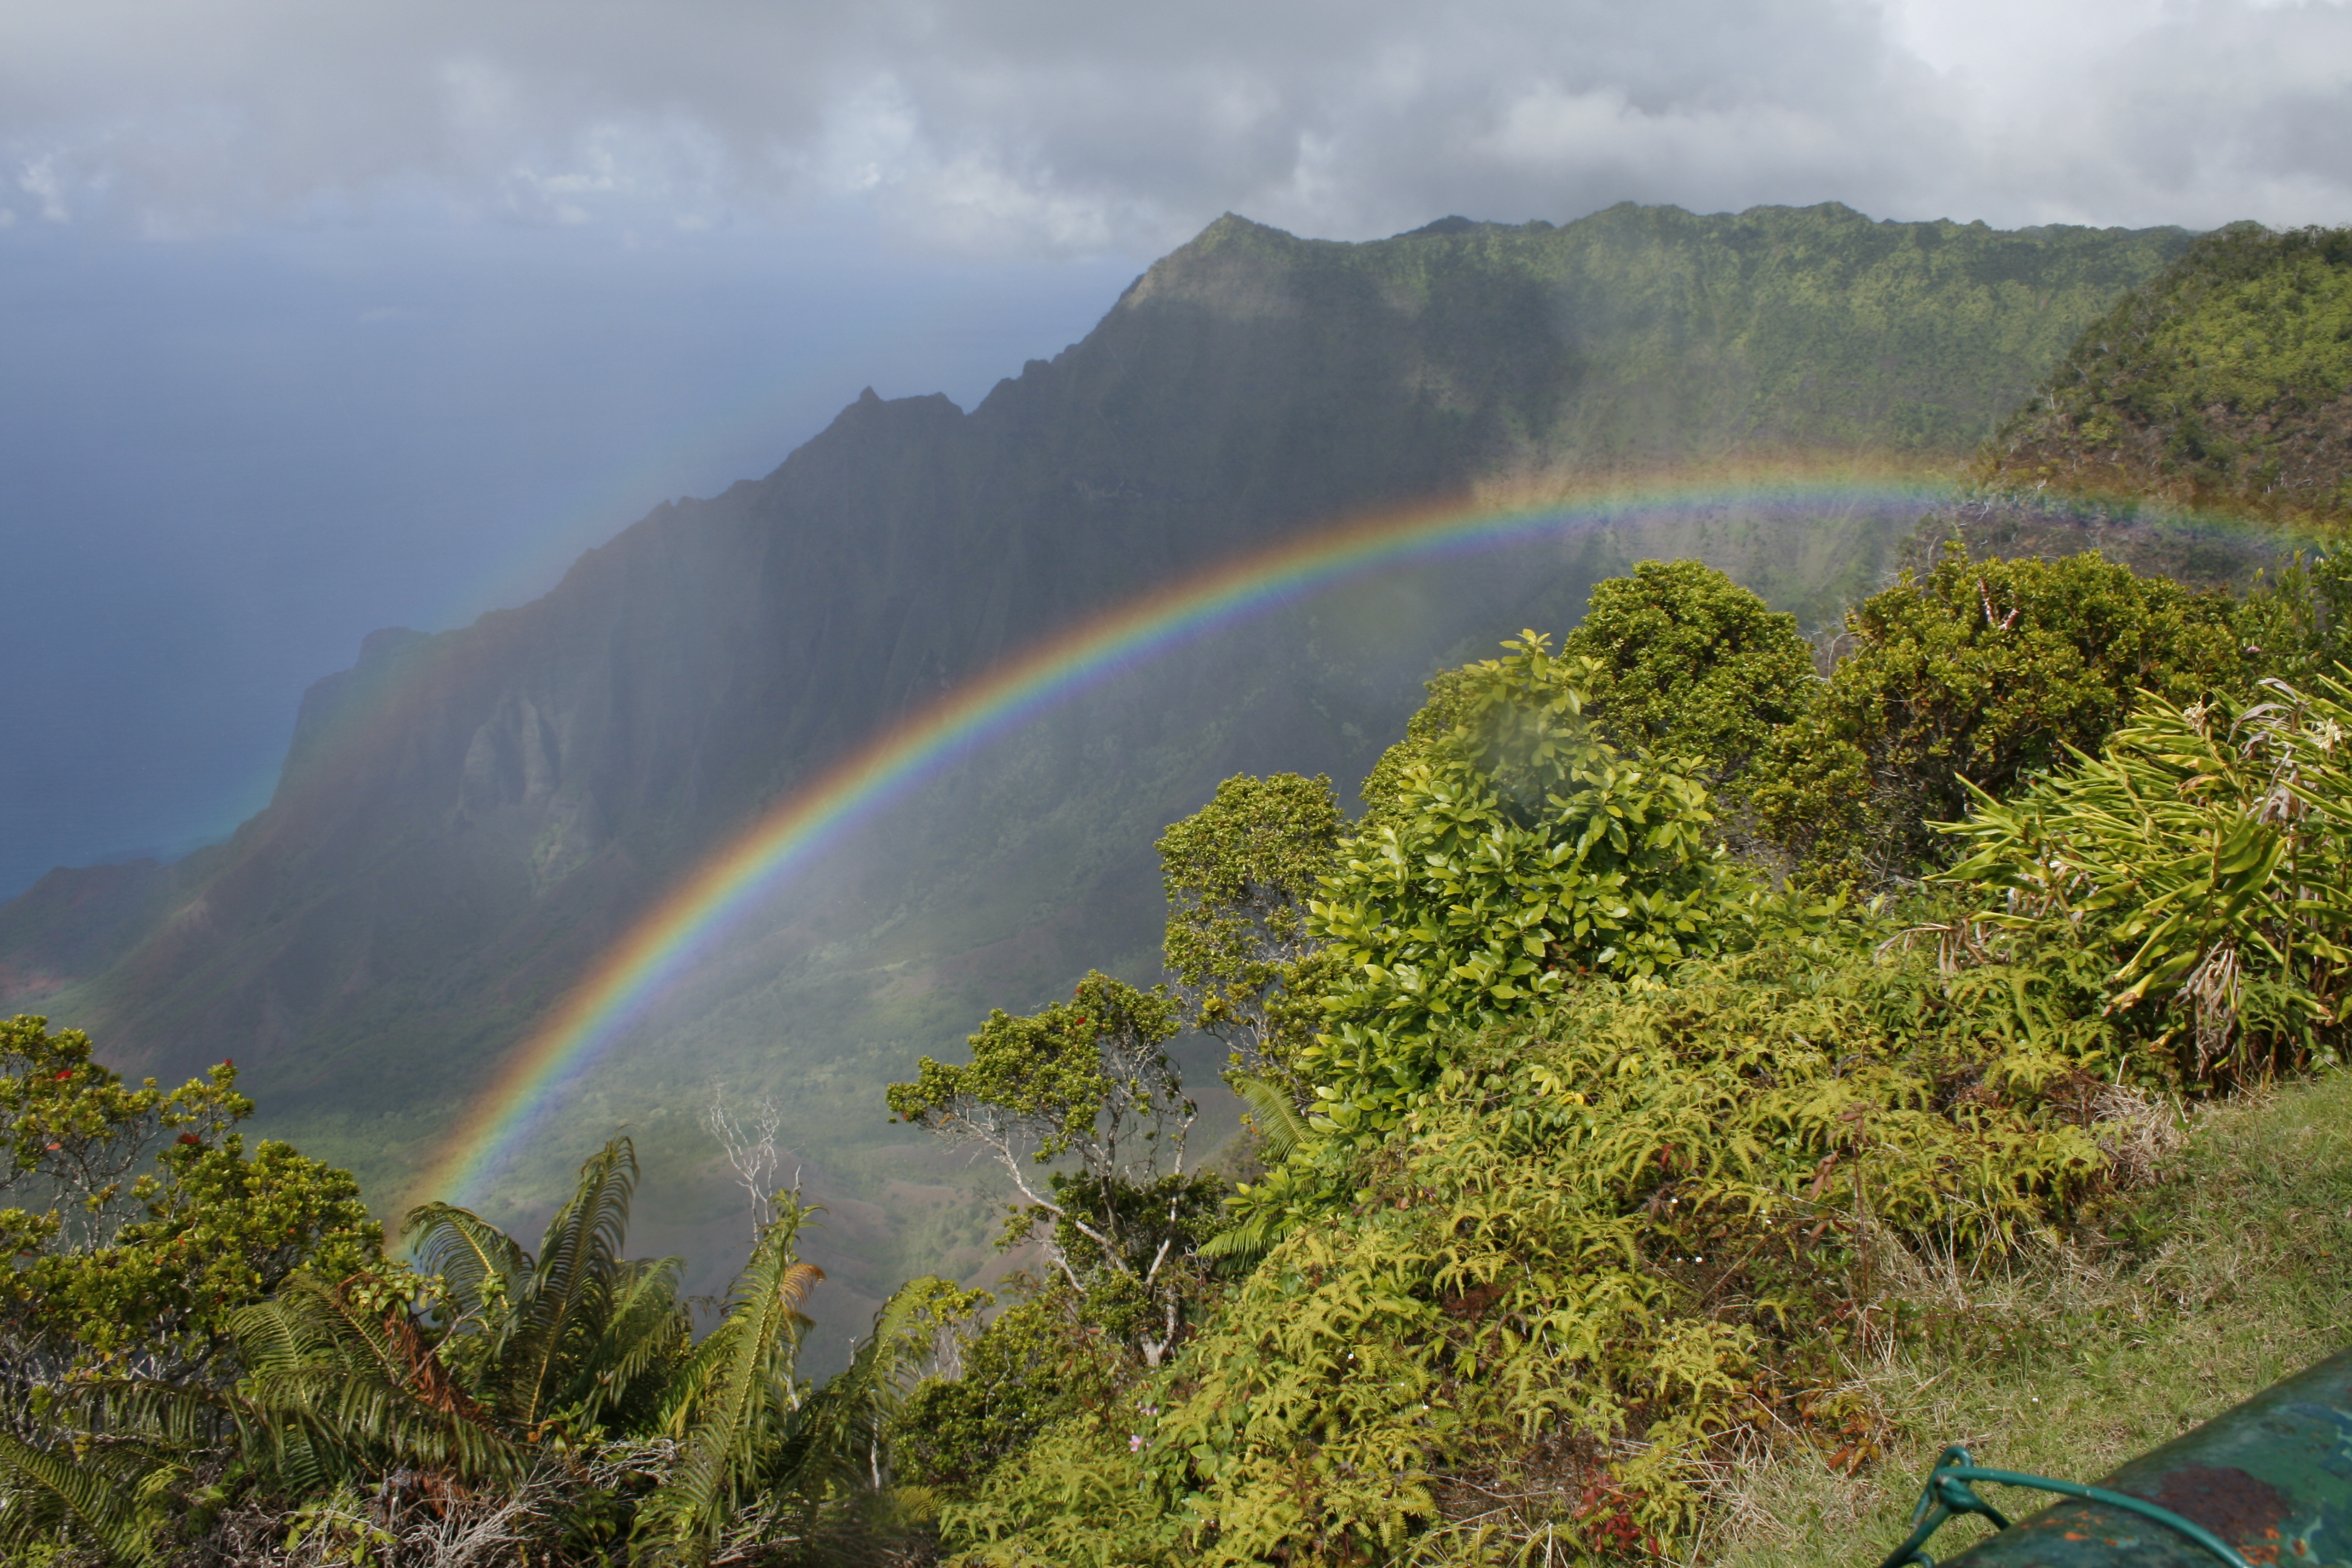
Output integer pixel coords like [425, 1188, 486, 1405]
[639, 1209, 978, 1564]
[638, 1198, 825, 1559]
[406, 1138, 690, 1439]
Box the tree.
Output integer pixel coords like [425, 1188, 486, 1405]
[0, 1016, 379, 1393]
[1155, 771, 1344, 1097]
[1560, 558, 1821, 786]
[1752, 544, 2244, 885]
[886, 972, 1214, 1365]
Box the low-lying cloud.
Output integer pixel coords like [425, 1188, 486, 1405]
[5, 0, 2350, 249]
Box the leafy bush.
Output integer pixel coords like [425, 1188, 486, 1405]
[1943, 673, 2352, 1082]
[1752, 545, 2244, 885]
[889, 1281, 1125, 1495]
[1559, 558, 1821, 786]
[887, 972, 1218, 1365]
[1304, 634, 1751, 1137]
[938, 929, 2122, 1567]
[0, 1016, 379, 1387]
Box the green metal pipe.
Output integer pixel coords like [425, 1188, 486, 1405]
[1915, 1343, 2352, 1567]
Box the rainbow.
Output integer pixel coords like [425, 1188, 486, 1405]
[414, 468, 1959, 1207]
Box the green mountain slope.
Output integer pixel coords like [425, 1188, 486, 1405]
[1984, 223, 2352, 527]
[0, 202, 2194, 1337]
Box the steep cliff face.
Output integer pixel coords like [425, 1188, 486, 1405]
[1, 204, 2194, 1270]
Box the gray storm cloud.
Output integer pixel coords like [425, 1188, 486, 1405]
[4, 0, 2350, 246]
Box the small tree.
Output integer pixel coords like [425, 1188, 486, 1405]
[1307, 633, 1747, 1140]
[1156, 772, 1344, 1099]
[1560, 558, 1820, 787]
[0, 1016, 379, 1394]
[1217, 634, 1755, 1259]
[1752, 544, 2243, 885]
[886, 972, 1212, 1364]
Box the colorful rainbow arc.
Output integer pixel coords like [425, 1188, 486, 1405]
[414, 471, 1956, 1208]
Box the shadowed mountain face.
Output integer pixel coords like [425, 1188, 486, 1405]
[0, 203, 2194, 1336]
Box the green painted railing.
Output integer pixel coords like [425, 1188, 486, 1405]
[1871, 1343, 2352, 1568]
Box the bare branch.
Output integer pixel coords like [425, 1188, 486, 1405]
[704, 1083, 784, 1243]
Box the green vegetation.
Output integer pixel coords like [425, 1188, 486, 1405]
[0, 1049, 975, 1565]
[1987, 223, 2352, 524]
[1752, 544, 2244, 884]
[887, 972, 1218, 1366]
[16, 538, 2352, 1564]
[1558, 558, 1819, 789]
[864, 552, 2352, 1566]
[0, 1018, 380, 1380]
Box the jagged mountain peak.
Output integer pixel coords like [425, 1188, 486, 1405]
[0, 203, 2207, 1330]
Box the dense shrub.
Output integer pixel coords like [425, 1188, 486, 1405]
[939, 930, 2124, 1566]
[890, 1282, 1128, 1494]
[1752, 544, 2244, 885]
[0, 1017, 380, 1388]
[1559, 558, 1821, 786]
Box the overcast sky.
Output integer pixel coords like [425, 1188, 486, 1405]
[6, 0, 2351, 895]
[10, 0, 2352, 243]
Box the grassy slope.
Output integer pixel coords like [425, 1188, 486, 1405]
[1717, 1068, 2352, 1568]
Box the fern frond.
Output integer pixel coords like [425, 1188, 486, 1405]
[1229, 1073, 1312, 1163]
[231, 1276, 517, 1487]
[403, 1200, 529, 1325]
[0, 1432, 158, 1566]
[638, 1201, 821, 1559]
[1198, 1203, 1289, 1263]
[569, 1252, 690, 1431]
[500, 1137, 638, 1426]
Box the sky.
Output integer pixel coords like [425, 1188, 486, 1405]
[5, 0, 2352, 896]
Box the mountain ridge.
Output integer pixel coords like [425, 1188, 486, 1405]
[0, 202, 2201, 1308]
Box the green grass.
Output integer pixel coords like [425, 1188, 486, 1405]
[1710, 1068, 2352, 1568]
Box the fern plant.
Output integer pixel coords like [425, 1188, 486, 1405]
[405, 1137, 690, 1442]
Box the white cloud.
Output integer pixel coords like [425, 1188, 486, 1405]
[0, 0, 2347, 251]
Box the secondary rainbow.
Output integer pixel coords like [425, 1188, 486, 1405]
[416, 471, 1961, 1206]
